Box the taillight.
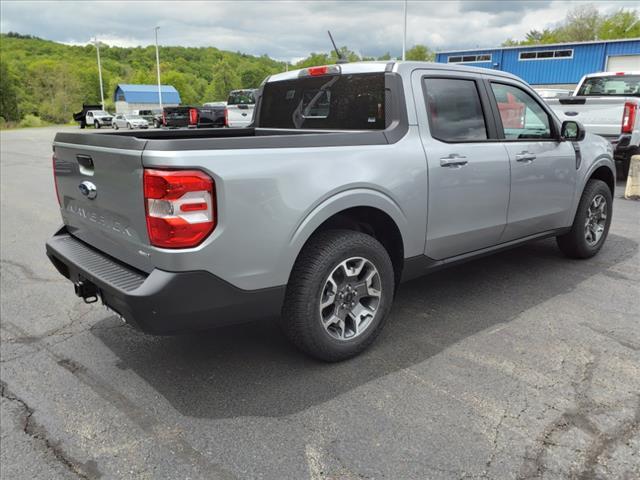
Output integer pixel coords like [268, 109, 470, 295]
[162, 110, 166, 126]
[622, 102, 637, 134]
[52, 154, 61, 206]
[224, 107, 229, 127]
[189, 108, 199, 126]
[143, 169, 216, 248]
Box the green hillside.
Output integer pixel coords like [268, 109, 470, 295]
[0, 33, 290, 124]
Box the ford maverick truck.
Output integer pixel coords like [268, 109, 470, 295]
[47, 62, 615, 361]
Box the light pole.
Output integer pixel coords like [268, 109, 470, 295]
[94, 37, 105, 110]
[154, 26, 163, 110]
[402, 0, 407, 61]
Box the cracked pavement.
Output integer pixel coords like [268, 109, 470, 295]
[1, 126, 639, 479]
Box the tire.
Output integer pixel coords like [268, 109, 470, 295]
[127, 123, 133, 130]
[94, 121, 100, 129]
[616, 155, 631, 182]
[556, 179, 612, 259]
[281, 230, 395, 362]
[113, 123, 118, 130]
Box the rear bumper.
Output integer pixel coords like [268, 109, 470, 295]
[612, 134, 639, 160]
[45, 228, 285, 334]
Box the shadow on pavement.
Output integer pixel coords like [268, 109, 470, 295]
[92, 234, 637, 419]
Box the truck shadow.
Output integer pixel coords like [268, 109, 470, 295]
[92, 234, 637, 419]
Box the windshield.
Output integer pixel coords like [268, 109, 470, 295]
[128, 115, 143, 120]
[259, 73, 385, 130]
[92, 110, 109, 116]
[227, 91, 256, 105]
[577, 75, 640, 97]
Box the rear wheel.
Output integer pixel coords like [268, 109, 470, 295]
[281, 230, 394, 362]
[556, 179, 612, 259]
[113, 123, 118, 130]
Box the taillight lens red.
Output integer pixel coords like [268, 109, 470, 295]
[224, 107, 229, 127]
[143, 169, 216, 248]
[162, 110, 166, 126]
[189, 108, 199, 126]
[622, 102, 637, 134]
[52, 154, 61, 206]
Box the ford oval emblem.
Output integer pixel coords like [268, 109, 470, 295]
[78, 180, 97, 199]
[565, 111, 578, 117]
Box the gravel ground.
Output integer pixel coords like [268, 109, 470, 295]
[1, 126, 639, 480]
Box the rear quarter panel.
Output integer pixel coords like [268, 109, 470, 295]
[141, 128, 427, 290]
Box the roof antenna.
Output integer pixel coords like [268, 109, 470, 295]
[328, 30, 349, 64]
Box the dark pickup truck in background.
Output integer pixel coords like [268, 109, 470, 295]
[162, 105, 226, 128]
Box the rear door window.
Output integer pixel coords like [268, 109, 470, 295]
[423, 78, 488, 142]
[259, 73, 385, 130]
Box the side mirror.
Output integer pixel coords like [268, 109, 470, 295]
[561, 120, 585, 142]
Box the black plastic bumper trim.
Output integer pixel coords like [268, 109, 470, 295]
[46, 229, 285, 334]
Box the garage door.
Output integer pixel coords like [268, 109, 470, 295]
[606, 55, 640, 71]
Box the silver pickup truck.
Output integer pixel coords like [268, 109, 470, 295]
[547, 71, 640, 180]
[46, 62, 615, 361]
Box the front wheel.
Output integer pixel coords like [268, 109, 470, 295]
[281, 230, 394, 362]
[113, 123, 118, 130]
[556, 179, 612, 259]
[94, 121, 100, 129]
[127, 123, 133, 130]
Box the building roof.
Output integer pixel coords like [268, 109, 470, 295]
[113, 84, 181, 104]
[436, 37, 640, 55]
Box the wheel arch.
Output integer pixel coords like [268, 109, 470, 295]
[286, 189, 409, 287]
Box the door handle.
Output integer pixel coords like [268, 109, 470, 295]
[440, 153, 468, 168]
[515, 151, 536, 163]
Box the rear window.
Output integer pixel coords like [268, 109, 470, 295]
[228, 91, 256, 105]
[576, 75, 640, 96]
[259, 73, 385, 130]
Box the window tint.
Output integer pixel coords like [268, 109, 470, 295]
[423, 78, 488, 142]
[227, 90, 256, 105]
[491, 83, 552, 140]
[259, 73, 385, 130]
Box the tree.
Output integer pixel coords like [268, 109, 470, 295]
[0, 60, 20, 121]
[239, 66, 269, 89]
[405, 44, 435, 61]
[204, 60, 241, 101]
[598, 9, 640, 39]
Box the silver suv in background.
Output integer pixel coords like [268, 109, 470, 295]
[225, 89, 256, 127]
[47, 62, 615, 361]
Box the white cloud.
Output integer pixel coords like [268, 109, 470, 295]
[1, 0, 638, 61]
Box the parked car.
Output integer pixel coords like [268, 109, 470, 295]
[162, 105, 225, 128]
[225, 89, 256, 127]
[547, 71, 640, 180]
[47, 61, 615, 361]
[72, 105, 113, 129]
[112, 114, 149, 130]
[132, 109, 162, 127]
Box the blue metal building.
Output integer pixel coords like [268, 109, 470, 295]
[435, 38, 640, 87]
[113, 84, 181, 113]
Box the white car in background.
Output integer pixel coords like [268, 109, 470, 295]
[112, 113, 149, 130]
[534, 88, 573, 99]
[225, 89, 256, 127]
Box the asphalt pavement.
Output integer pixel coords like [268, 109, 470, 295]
[1, 126, 639, 479]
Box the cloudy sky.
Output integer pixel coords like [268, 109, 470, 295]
[1, 1, 638, 60]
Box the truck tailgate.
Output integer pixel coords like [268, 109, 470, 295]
[53, 132, 153, 273]
[548, 97, 624, 137]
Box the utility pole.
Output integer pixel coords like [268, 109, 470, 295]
[402, 0, 407, 61]
[94, 37, 105, 110]
[154, 26, 163, 110]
